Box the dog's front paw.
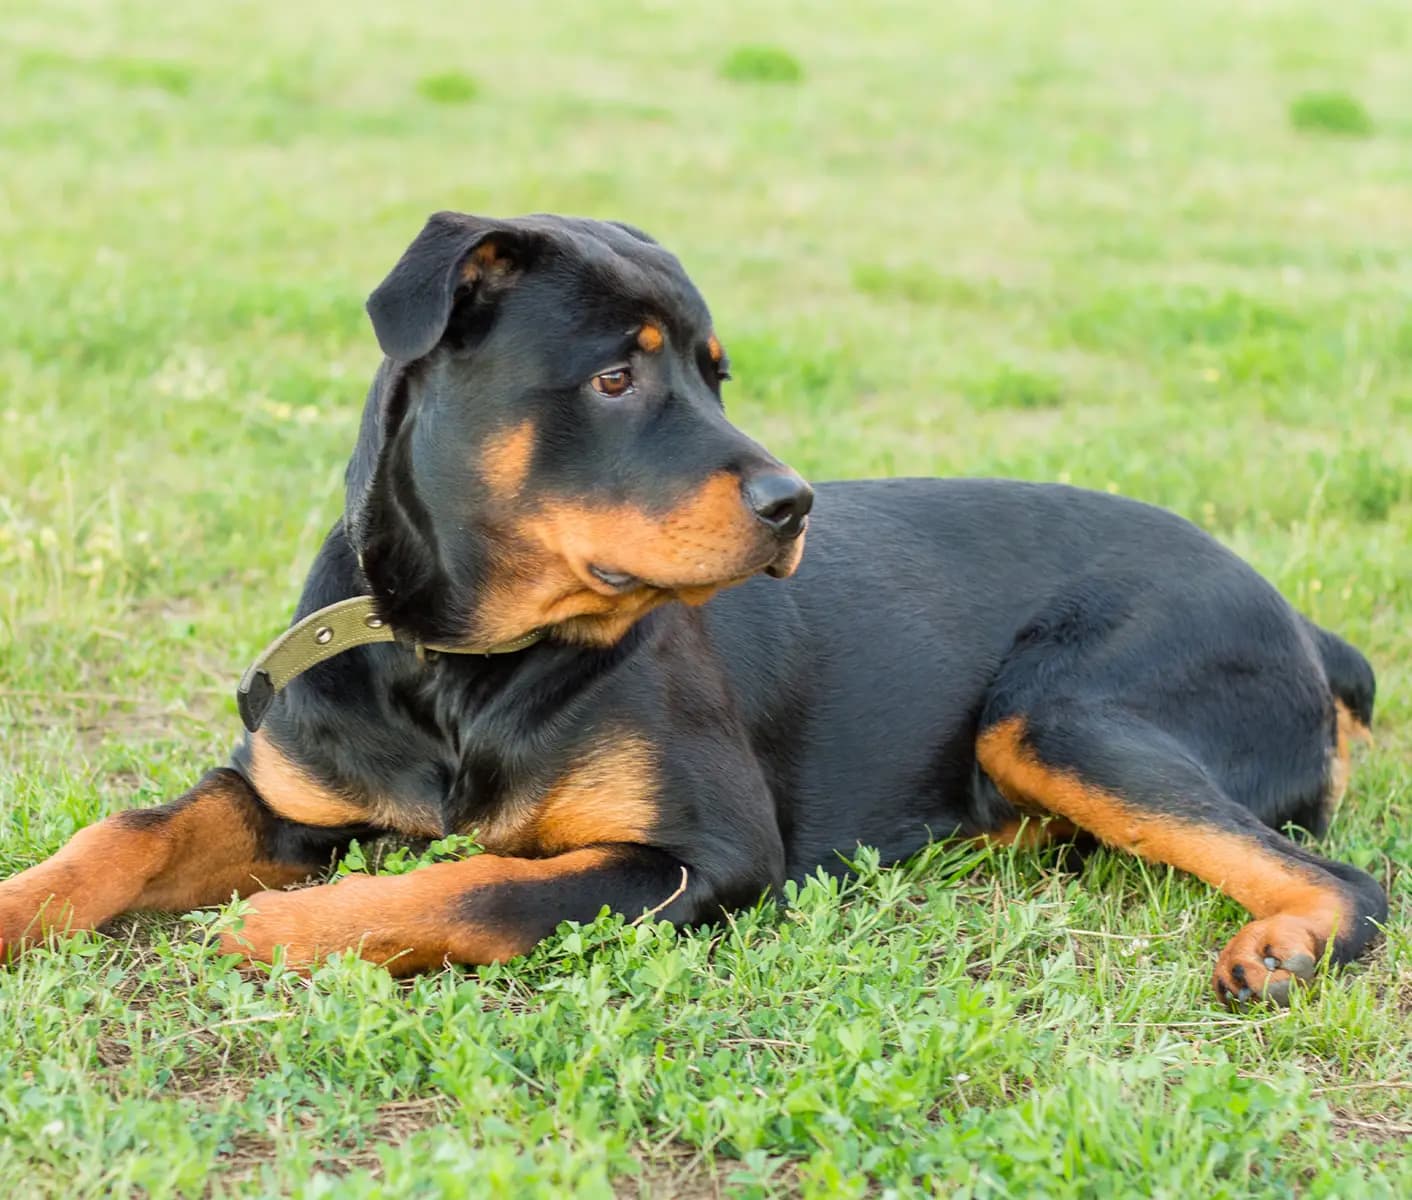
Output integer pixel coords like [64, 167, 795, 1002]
[219, 876, 421, 973]
[1212, 915, 1322, 1008]
[0, 878, 74, 964]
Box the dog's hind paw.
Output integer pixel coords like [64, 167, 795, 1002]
[1212, 915, 1321, 1008]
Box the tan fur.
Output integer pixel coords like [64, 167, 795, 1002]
[249, 731, 443, 837]
[0, 772, 314, 955]
[473, 471, 770, 648]
[460, 240, 514, 284]
[976, 715, 1353, 995]
[221, 847, 618, 974]
[530, 737, 658, 853]
[480, 421, 536, 500]
[1326, 699, 1371, 813]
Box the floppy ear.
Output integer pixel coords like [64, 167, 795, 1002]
[342, 354, 457, 634]
[365, 212, 536, 362]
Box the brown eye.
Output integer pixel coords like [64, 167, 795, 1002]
[591, 368, 634, 398]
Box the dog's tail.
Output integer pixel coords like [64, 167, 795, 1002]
[1307, 618, 1376, 735]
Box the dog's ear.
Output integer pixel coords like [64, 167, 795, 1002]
[365, 212, 539, 362]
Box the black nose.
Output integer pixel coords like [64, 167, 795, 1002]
[743, 471, 814, 537]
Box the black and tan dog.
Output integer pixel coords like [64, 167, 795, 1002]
[0, 213, 1385, 1005]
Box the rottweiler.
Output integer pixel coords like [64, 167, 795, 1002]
[0, 212, 1385, 1006]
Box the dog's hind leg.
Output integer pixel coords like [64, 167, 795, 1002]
[0, 768, 351, 960]
[975, 705, 1386, 1006]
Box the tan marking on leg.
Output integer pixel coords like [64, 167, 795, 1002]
[480, 420, 536, 500]
[249, 731, 440, 837]
[1325, 699, 1372, 819]
[1337, 699, 1374, 747]
[1213, 913, 1322, 1003]
[976, 717, 1350, 930]
[976, 716, 1352, 1001]
[221, 848, 616, 975]
[249, 731, 369, 827]
[0, 771, 315, 958]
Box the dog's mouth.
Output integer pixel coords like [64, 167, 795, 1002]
[588, 565, 640, 591]
[586, 519, 808, 595]
[764, 517, 808, 579]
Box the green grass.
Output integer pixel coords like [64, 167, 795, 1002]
[718, 46, 804, 85]
[1289, 90, 1375, 137]
[2, 0, 1411, 1195]
[416, 71, 479, 106]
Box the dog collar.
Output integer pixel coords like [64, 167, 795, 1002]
[236, 595, 544, 732]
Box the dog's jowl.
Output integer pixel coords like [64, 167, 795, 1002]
[0, 213, 1385, 1006]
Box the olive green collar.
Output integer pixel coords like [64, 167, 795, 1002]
[236, 595, 544, 731]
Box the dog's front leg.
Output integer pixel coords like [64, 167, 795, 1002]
[0, 768, 352, 960]
[221, 845, 708, 974]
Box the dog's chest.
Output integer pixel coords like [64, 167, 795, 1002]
[400, 658, 659, 856]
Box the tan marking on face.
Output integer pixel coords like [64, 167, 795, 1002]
[472, 471, 770, 647]
[707, 334, 723, 362]
[975, 716, 1352, 942]
[221, 847, 618, 975]
[480, 421, 536, 500]
[249, 731, 442, 837]
[764, 522, 808, 579]
[637, 322, 664, 353]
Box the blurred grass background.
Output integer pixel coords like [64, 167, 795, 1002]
[1, 1, 1410, 1195]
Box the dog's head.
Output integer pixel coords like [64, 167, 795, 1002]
[346, 212, 811, 648]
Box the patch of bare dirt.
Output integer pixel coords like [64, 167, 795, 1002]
[207, 1097, 451, 1194]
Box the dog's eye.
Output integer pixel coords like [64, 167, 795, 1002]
[591, 368, 634, 398]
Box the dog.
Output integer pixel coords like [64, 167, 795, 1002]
[0, 212, 1385, 1006]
